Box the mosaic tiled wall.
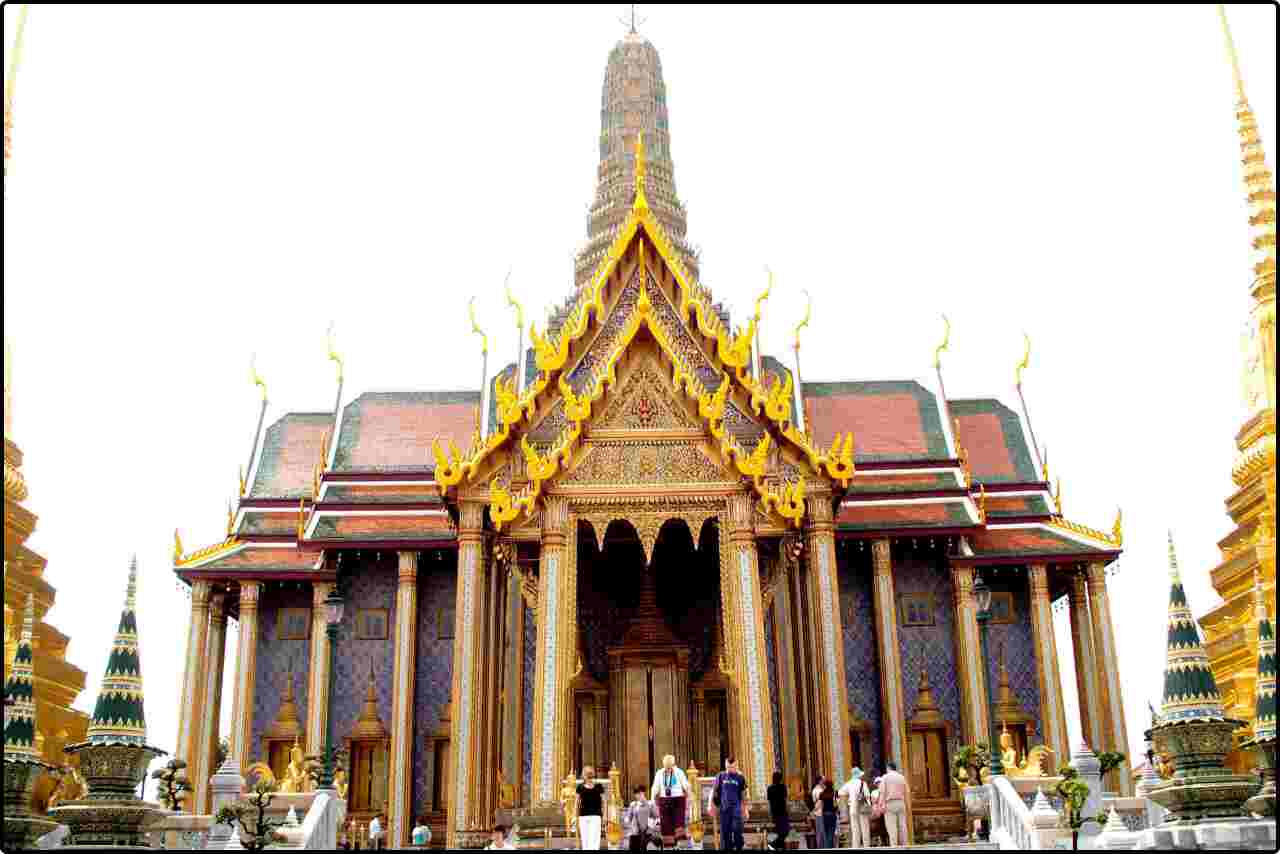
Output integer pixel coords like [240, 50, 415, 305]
[251, 585, 314, 762]
[329, 560, 397, 763]
[522, 606, 535, 806]
[838, 553, 883, 775]
[983, 572, 1042, 744]
[893, 552, 962, 736]
[410, 555, 458, 818]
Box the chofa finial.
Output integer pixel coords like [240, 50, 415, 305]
[326, 322, 344, 384]
[933, 313, 951, 371]
[249, 353, 268, 402]
[1015, 332, 1031, 388]
[793, 290, 812, 353]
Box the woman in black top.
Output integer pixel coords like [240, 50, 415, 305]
[818, 778, 838, 849]
[576, 766, 605, 850]
[766, 771, 790, 850]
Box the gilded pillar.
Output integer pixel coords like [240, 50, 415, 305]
[803, 493, 852, 780]
[723, 494, 775, 796]
[950, 564, 989, 747]
[483, 539, 505, 821]
[229, 581, 262, 773]
[388, 551, 418, 847]
[1068, 574, 1105, 754]
[770, 565, 803, 786]
[176, 581, 212, 773]
[1027, 565, 1069, 765]
[871, 541, 907, 769]
[194, 591, 228, 813]
[1086, 562, 1133, 795]
[529, 495, 576, 809]
[787, 555, 819, 781]
[304, 581, 336, 758]
[450, 500, 491, 845]
[499, 569, 526, 807]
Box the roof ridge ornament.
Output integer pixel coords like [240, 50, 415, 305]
[619, 3, 646, 35]
[250, 353, 268, 402]
[933, 313, 951, 371]
[326, 322, 344, 384]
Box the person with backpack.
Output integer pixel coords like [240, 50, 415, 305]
[622, 785, 658, 851]
[838, 768, 872, 848]
[709, 757, 749, 851]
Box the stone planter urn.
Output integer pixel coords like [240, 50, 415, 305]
[1149, 719, 1257, 824]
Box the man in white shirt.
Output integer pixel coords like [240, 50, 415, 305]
[838, 768, 871, 848]
[485, 824, 516, 850]
[367, 813, 384, 850]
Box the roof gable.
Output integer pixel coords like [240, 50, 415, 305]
[805, 380, 949, 463]
[249, 413, 334, 498]
[333, 390, 478, 473]
[950, 398, 1039, 484]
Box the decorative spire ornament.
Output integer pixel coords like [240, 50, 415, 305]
[2, 594, 39, 758]
[1252, 572, 1277, 744]
[1159, 532, 1226, 723]
[87, 556, 147, 744]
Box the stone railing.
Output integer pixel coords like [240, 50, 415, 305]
[989, 776, 1066, 850]
[299, 789, 344, 850]
[145, 812, 213, 849]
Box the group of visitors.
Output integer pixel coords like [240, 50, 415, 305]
[795, 761, 911, 849]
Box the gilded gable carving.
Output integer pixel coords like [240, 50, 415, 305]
[594, 363, 700, 431]
[559, 440, 732, 486]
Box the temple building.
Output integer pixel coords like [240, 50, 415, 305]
[3, 2, 92, 815]
[1196, 5, 1278, 775]
[172, 23, 1134, 847]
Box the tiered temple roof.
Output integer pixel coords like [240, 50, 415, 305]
[174, 26, 1123, 587]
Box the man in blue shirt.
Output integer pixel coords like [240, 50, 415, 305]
[710, 757, 749, 851]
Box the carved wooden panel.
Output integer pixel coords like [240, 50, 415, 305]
[651, 667, 677, 772]
[908, 729, 949, 799]
[559, 440, 729, 487]
[625, 667, 650, 794]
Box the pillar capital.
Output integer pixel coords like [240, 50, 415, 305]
[804, 494, 834, 529]
[1028, 563, 1049, 593]
[726, 492, 755, 537]
[209, 590, 227, 618]
[239, 580, 262, 609]
[397, 550, 418, 583]
[1084, 561, 1108, 588]
[311, 580, 334, 608]
[872, 539, 892, 575]
[1069, 572, 1089, 604]
[952, 563, 974, 595]
[191, 579, 212, 608]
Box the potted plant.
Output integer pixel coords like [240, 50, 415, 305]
[1054, 766, 1104, 851]
[151, 759, 191, 813]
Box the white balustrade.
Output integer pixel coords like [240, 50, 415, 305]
[989, 776, 1068, 850]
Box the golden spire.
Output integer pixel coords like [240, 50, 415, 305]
[1217, 4, 1276, 297]
[326, 322, 344, 384]
[250, 353, 268, 402]
[933, 313, 951, 370]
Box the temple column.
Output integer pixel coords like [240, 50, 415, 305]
[450, 499, 496, 846]
[950, 564, 989, 747]
[1068, 574, 1105, 755]
[499, 568, 526, 807]
[1086, 562, 1133, 795]
[304, 581, 336, 759]
[175, 581, 212, 781]
[229, 581, 262, 773]
[871, 541, 908, 770]
[1028, 565, 1069, 767]
[722, 494, 775, 796]
[195, 591, 228, 813]
[388, 551, 418, 847]
[803, 493, 852, 780]
[483, 540, 504, 822]
[770, 563, 803, 788]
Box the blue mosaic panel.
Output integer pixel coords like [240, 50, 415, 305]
[893, 553, 962, 736]
[765, 609, 782, 773]
[410, 556, 458, 819]
[329, 560, 397, 759]
[251, 585, 313, 763]
[983, 574, 1042, 744]
[521, 606, 535, 806]
[838, 554, 883, 775]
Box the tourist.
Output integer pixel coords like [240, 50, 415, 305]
[838, 767, 871, 848]
[623, 784, 657, 851]
[650, 753, 692, 848]
[485, 825, 516, 850]
[811, 775, 837, 849]
[367, 813, 384, 850]
[710, 757, 749, 851]
[766, 771, 790, 850]
[877, 762, 911, 847]
[411, 816, 431, 848]
[577, 765, 605, 850]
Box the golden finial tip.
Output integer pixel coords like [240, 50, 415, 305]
[1015, 332, 1031, 388]
[249, 353, 268, 402]
[326, 322, 344, 383]
[792, 289, 812, 352]
[933, 313, 951, 371]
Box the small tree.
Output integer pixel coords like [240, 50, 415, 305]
[953, 742, 991, 786]
[1054, 766, 1105, 851]
[215, 779, 286, 851]
[214, 736, 231, 771]
[151, 759, 191, 813]
[1097, 751, 1127, 789]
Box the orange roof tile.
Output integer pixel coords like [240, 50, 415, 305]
[333, 391, 479, 472]
[249, 413, 333, 499]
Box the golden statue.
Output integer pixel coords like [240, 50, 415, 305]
[1010, 745, 1055, 779]
[999, 724, 1019, 771]
[278, 737, 313, 794]
[561, 770, 579, 830]
[47, 765, 87, 809]
[334, 767, 349, 800]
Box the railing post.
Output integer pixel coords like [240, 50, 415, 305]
[1071, 742, 1104, 848]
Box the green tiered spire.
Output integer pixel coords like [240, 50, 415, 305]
[86, 556, 147, 745]
[1253, 572, 1277, 743]
[1160, 531, 1227, 723]
[3, 594, 39, 758]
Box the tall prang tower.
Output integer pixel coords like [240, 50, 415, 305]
[573, 22, 699, 290]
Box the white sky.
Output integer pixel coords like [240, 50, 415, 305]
[4, 4, 1276, 791]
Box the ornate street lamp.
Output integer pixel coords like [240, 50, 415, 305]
[973, 573, 1004, 779]
[317, 586, 345, 789]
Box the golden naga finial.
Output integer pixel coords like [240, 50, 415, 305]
[226, 502, 236, 537]
[238, 465, 246, 497]
[1112, 506, 1123, 547]
[754, 267, 773, 324]
[793, 290, 812, 352]
[4, 4, 31, 178]
[933, 314, 951, 370]
[1015, 333, 1031, 388]
[326, 322, 344, 384]
[1041, 446, 1049, 483]
[431, 436, 466, 486]
[505, 270, 524, 330]
[468, 296, 488, 355]
[174, 528, 184, 562]
[764, 371, 794, 423]
[1054, 476, 1063, 516]
[823, 432, 856, 485]
[977, 484, 988, 524]
[250, 353, 268, 402]
[296, 498, 306, 540]
[1217, 3, 1246, 103]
